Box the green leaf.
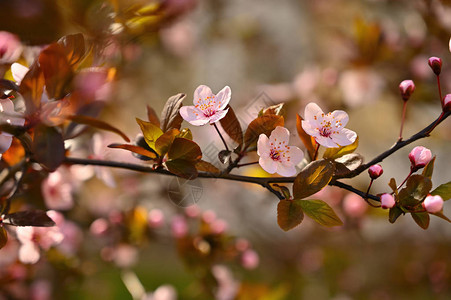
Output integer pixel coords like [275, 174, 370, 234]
[293, 160, 335, 199]
[431, 181, 451, 201]
[38, 43, 73, 99]
[165, 159, 198, 179]
[160, 93, 185, 132]
[32, 125, 65, 172]
[388, 178, 398, 196]
[108, 143, 157, 159]
[167, 138, 202, 162]
[67, 115, 130, 142]
[18, 60, 45, 114]
[155, 128, 179, 156]
[219, 106, 243, 147]
[323, 136, 359, 159]
[57, 33, 86, 66]
[296, 114, 316, 161]
[411, 212, 430, 230]
[0, 227, 7, 250]
[243, 115, 284, 151]
[277, 199, 304, 231]
[298, 199, 343, 227]
[389, 206, 403, 223]
[333, 154, 364, 178]
[195, 160, 220, 174]
[422, 156, 436, 179]
[146, 105, 160, 127]
[136, 118, 163, 150]
[398, 175, 432, 207]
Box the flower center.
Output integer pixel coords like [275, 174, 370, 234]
[270, 149, 280, 161]
[319, 121, 332, 137]
[195, 96, 217, 117]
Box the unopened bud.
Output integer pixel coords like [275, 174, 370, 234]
[380, 193, 395, 209]
[428, 56, 442, 75]
[399, 80, 415, 101]
[368, 164, 383, 180]
[444, 94, 451, 112]
[409, 146, 432, 171]
[422, 195, 444, 213]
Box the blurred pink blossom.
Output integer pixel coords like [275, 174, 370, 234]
[144, 284, 178, 300]
[74, 67, 113, 102]
[0, 31, 22, 64]
[90, 218, 109, 236]
[171, 215, 188, 238]
[42, 169, 74, 210]
[47, 210, 82, 256]
[31, 280, 52, 300]
[0, 98, 25, 153]
[148, 209, 165, 228]
[212, 265, 239, 300]
[343, 193, 367, 218]
[339, 68, 385, 107]
[241, 249, 259, 270]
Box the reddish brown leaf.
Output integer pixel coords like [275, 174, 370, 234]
[0, 227, 7, 250]
[32, 125, 65, 172]
[108, 143, 157, 159]
[167, 138, 202, 162]
[293, 160, 335, 199]
[277, 199, 304, 231]
[147, 105, 161, 127]
[219, 106, 243, 147]
[18, 60, 45, 114]
[160, 93, 185, 132]
[68, 115, 130, 142]
[243, 115, 284, 151]
[3, 210, 55, 227]
[195, 160, 220, 174]
[57, 33, 86, 66]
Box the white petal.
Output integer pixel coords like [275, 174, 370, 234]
[208, 108, 228, 123]
[179, 106, 209, 126]
[330, 110, 349, 128]
[331, 128, 357, 146]
[286, 146, 304, 165]
[0, 134, 12, 153]
[259, 157, 277, 174]
[301, 120, 320, 138]
[214, 86, 231, 111]
[0, 98, 14, 113]
[269, 126, 290, 144]
[19, 243, 40, 264]
[276, 163, 297, 177]
[257, 134, 270, 157]
[11, 63, 29, 84]
[315, 135, 339, 148]
[304, 103, 323, 124]
[193, 85, 213, 106]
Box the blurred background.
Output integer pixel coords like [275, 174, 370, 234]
[0, 0, 451, 299]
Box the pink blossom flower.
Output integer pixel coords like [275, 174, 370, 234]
[399, 80, 415, 101]
[0, 98, 25, 153]
[443, 94, 451, 112]
[428, 57, 442, 75]
[409, 146, 432, 171]
[380, 193, 395, 209]
[41, 170, 74, 210]
[180, 85, 231, 126]
[368, 164, 383, 180]
[15, 211, 64, 264]
[257, 126, 304, 176]
[301, 103, 357, 148]
[423, 195, 444, 213]
[0, 31, 22, 64]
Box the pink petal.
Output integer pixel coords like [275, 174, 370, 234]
[301, 120, 319, 138]
[304, 103, 323, 125]
[286, 146, 304, 165]
[208, 108, 228, 123]
[330, 110, 349, 128]
[0, 134, 12, 153]
[193, 85, 213, 106]
[276, 163, 297, 176]
[16, 227, 34, 244]
[19, 242, 40, 264]
[269, 126, 290, 144]
[331, 128, 357, 146]
[11, 63, 29, 84]
[259, 157, 278, 174]
[257, 134, 270, 157]
[315, 135, 339, 148]
[179, 106, 209, 126]
[214, 86, 231, 111]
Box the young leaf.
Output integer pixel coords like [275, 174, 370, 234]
[57, 33, 86, 66]
[195, 160, 220, 174]
[160, 93, 185, 132]
[422, 156, 435, 179]
[298, 199, 343, 227]
[67, 115, 130, 142]
[389, 206, 403, 223]
[296, 114, 316, 161]
[155, 129, 179, 156]
[388, 178, 398, 196]
[165, 159, 198, 179]
[108, 143, 157, 159]
[277, 199, 304, 231]
[167, 138, 202, 162]
[18, 60, 45, 114]
[32, 125, 65, 172]
[333, 153, 364, 177]
[411, 212, 430, 230]
[272, 184, 291, 200]
[323, 136, 359, 159]
[0, 227, 7, 249]
[147, 105, 160, 127]
[136, 118, 163, 150]
[219, 106, 243, 147]
[259, 103, 285, 117]
[293, 160, 335, 199]
[398, 175, 432, 207]
[38, 43, 73, 99]
[243, 115, 284, 151]
[3, 210, 56, 227]
[431, 181, 451, 201]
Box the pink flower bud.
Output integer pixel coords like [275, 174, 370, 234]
[399, 80, 415, 101]
[368, 164, 383, 180]
[422, 195, 444, 213]
[409, 146, 432, 171]
[380, 193, 395, 209]
[428, 56, 442, 75]
[444, 94, 451, 112]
